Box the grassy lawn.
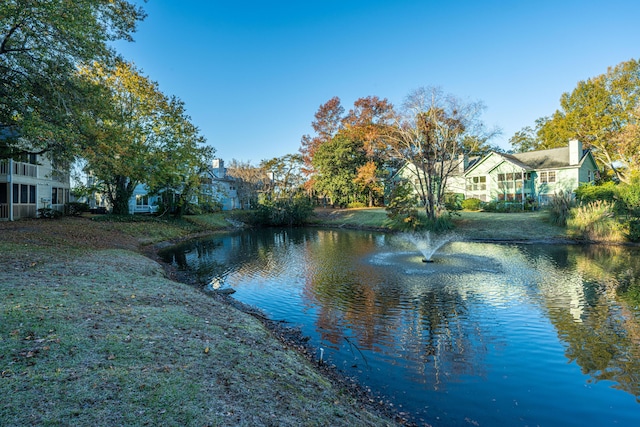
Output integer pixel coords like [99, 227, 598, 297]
[312, 207, 570, 241]
[312, 208, 394, 229]
[453, 210, 570, 241]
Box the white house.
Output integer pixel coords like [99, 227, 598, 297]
[200, 159, 240, 211]
[0, 152, 71, 220]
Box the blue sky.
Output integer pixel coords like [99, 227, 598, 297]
[113, 0, 640, 163]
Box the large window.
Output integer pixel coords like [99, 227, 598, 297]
[11, 184, 36, 204]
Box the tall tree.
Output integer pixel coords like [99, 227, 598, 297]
[78, 60, 209, 215]
[260, 154, 305, 200]
[535, 59, 640, 183]
[299, 97, 344, 176]
[311, 134, 366, 207]
[0, 0, 145, 161]
[386, 87, 496, 220]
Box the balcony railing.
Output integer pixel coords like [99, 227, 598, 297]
[0, 160, 37, 177]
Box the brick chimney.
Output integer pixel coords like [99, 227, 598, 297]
[569, 140, 582, 165]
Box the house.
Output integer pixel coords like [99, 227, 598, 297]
[462, 139, 598, 204]
[392, 140, 598, 207]
[200, 159, 241, 211]
[0, 152, 71, 220]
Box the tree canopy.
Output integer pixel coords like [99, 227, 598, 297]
[511, 58, 640, 183]
[385, 87, 496, 219]
[77, 60, 211, 215]
[0, 0, 145, 160]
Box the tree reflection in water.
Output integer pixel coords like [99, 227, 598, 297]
[159, 228, 640, 424]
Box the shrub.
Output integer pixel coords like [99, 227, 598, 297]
[548, 190, 574, 226]
[37, 208, 63, 219]
[482, 200, 524, 213]
[254, 195, 314, 226]
[65, 202, 90, 216]
[617, 177, 640, 216]
[386, 181, 421, 230]
[347, 201, 366, 209]
[625, 219, 640, 242]
[420, 213, 455, 232]
[567, 200, 625, 242]
[444, 193, 463, 211]
[575, 181, 617, 204]
[461, 198, 482, 211]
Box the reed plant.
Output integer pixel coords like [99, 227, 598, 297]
[567, 200, 626, 242]
[548, 190, 574, 226]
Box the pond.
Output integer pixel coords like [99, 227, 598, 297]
[159, 228, 640, 426]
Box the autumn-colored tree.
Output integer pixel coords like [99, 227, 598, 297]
[78, 60, 209, 215]
[0, 0, 145, 161]
[354, 161, 384, 207]
[301, 96, 396, 205]
[386, 87, 496, 220]
[533, 59, 640, 182]
[299, 97, 344, 176]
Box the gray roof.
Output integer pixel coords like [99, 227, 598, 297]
[502, 146, 586, 170]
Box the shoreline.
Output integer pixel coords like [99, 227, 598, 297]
[149, 236, 418, 426]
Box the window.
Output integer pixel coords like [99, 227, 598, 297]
[136, 194, 149, 206]
[20, 184, 28, 204]
[539, 171, 556, 184]
[13, 184, 19, 203]
[29, 185, 36, 204]
[52, 187, 58, 204]
[467, 176, 486, 191]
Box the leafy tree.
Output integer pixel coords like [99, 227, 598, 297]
[311, 134, 366, 207]
[78, 60, 209, 215]
[0, 0, 145, 161]
[354, 161, 384, 207]
[260, 154, 306, 200]
[300, 96, 344, 176]
[146, 97, 214, 218]
[386, 86, 497, 220]
[535, 59, 640, 183]
[508, 117, 549, 153]
[301, 96, 396, 205]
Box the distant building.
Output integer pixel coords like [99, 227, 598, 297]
[392, 140, 598, 206]
[201, 159, 240, 211]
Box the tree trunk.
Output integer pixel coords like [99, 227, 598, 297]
[109, 175, 136, 215]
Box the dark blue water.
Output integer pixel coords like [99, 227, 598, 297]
[159, 228, 640, 426]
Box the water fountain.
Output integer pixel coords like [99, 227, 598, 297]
[401, 231, 456, 263]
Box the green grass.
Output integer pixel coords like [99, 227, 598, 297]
[453, 210, 570, 240]
[313, 208, 395, 229]
[184, 212, 234, 229]
[312, 207, 571, 241]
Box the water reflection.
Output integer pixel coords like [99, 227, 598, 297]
[159, 228, 640, 425]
